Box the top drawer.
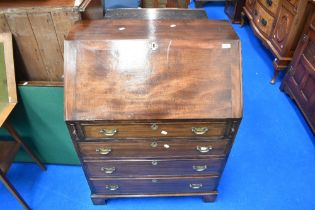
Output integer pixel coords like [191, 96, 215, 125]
[78, 121, 229, 140]
[254, 2, 275, 37]
[258, 0, 280, 16]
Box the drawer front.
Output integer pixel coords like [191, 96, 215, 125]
[254, 3, 275, 36]
[258, 0, 280, 16]
[78, 139, 228, 159]
[90, 176, 218, 194]
[271, 6, 294, 54]
[84, 158, 225, 178]
[80, 122, 228, 140]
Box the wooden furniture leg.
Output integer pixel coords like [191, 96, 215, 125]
[270, 58, 289, 84]
[240, 11, 246, 27]
[202, 194, 217, 202]
[3, 122, 46, 171]
[91, 197, 107, 205]
[0, 170, 30, 210]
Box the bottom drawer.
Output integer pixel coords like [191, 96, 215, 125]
[90, 176, 218, 194]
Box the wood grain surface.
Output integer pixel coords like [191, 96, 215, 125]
[90, 176, 218, 194]
[64, 19, 242, 121]
[105, 8, 208, 20]
[78, 139, 229, 159]
[84, 157, 225, 177]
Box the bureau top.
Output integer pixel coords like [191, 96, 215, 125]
[64, 19, 242, 121]
[66, 19, 239, 41]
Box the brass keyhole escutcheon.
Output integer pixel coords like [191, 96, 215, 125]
[151, 123, 158, 130]
[152, 160, 158, 166]
[150, 42, 158, 51]
[151, 141, 158, 148]
[106, 184, 119, 191]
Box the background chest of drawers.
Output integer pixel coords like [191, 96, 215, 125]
[242, 0, 309, 84]
[280, 1, 315, 134]
[64, 17, 242, 205]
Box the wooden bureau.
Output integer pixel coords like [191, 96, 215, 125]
[242, 0, 309, 84]
[280, 1, 315, 134]
[64, 19, 242, 204]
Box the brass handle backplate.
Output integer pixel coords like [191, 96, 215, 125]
[190, 183, 203, 189]
[96, 148, 112, 155]
[196, 145, 213, 153]
[101, 167, 116, 174]
[193, 165, 207, 172]
[266, 0, 272, 6]
[261, 18, 267, 26]
[99, 128, 118, 136]
[106, 184, 119, 191]
[192, 127, 209, 135]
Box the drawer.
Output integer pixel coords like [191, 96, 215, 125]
[254, 2, 275, 36]
[78, 139, 228, 159]
[258, 0, 280, 16]
[80, 122, 228, 140]
[271, 6, 294, 53]
[84, 158, 225, 178]
[81, 122, 227, 140]
[90, 176, 218, 194]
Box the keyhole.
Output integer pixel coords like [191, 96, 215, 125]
[151, 42, 158, 51]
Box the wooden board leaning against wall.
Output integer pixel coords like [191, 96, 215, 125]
[0, 0, 103, 86]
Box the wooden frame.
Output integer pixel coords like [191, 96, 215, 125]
[0, 33, 16, 127]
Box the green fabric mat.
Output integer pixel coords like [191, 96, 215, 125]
[0, 86, 80, 165]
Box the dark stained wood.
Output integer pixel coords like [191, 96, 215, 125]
[105, 8, 208, 20]
[80, 121, 228, 139]
[78, 140, 229, 159]
[242, 0, 309, 84]
[64, 18, 242, 204]
[224, 0, 245, 24]
[66, 19, 239, 41]
[65, 19, 242, 121]
[141, 0, 190, 8]
[90, 191, 218, 205]
[280, 1, 315, 134]
[90, 176, 218, 194]
[84, 158, 225, 177]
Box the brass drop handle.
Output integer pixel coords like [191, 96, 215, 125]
[260, 18, 267, 26]
[193, 165, 207, 172]
[99, 128, 118, 136]
[106, 184, 119, 191]
[192, 127, 209, 135]
[96, 148, 112, 155]
[101, 167, 116, 174]
[190, 183, 203, 189]
[266, 0, 272, 6]
[196, 145, 213, 153]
